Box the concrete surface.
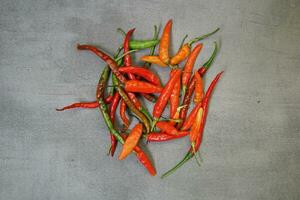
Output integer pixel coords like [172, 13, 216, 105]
[1, 0, 300, 199]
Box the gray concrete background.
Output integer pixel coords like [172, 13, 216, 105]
[1, 0, 299, 199]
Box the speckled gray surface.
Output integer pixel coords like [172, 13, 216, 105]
[1, 0, 300, 199]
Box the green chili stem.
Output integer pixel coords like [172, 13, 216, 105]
[180, 34, 188, 48]
[203, 41, 218, 69]
[188, 28, 220, 46]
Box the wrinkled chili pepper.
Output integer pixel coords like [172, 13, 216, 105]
[159, 19, 172, 64]
[119, 133, 156, 176]
[194, 71, 204, 104]
[147, 131, 189, 142]
[156, 121, 179, 135]
[161, 71, 224, 178]
[169, 69, 181, 118]
[170, 28, 219, 65]
[56, 101, 99, 111]
[140, 55, 168, 67]
[119, 66, 161, 86]
[119, 123, 143, 160]
[152, 69, 181, 129]
[181, 43, 203, 96]
[120, 99, 130, 131]
[125, 80, 163, 93]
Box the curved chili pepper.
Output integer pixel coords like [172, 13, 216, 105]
[159, 19, 172, 64]
[152, 69, 181, 129]
[198, 41, 218, 76]
[169, 70, 181, 118]
[161, 71, 224, 178]
[120, 99, 130, 131]
[147, 131, 189, 142]
[119, 123, 143, 160]
[124, 28, 135, 67]
[109, 91, 121, 156]
[56, 101, 99, 111]
[77, 44, 127, 83]
[181, 43, 203, 96]
[194, 71, 204, 104]
[125, 80, 163, 93]
[156, 121, 179, 135]
[144, 25, 159, 68]
[119, 66, 161, 86]
[140, 56, 168, 67]
[170, 28, 219, 65]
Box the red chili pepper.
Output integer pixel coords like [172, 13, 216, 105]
[147, 131, 189, 142]
[56, 101, 99, 111]
[120, 133, 156, 176]
[181, 102, 202, 131]
[109, 92, 121, 156]
[140, 55, 168, 67]
[125, 80, 163, 93]
[156, 121, 180, 135]
[159, 19, 172, 64]
[77, 44, 127, 83]
[169, 70, 181, 118]
[120, 99, 130, 131]
[119, 123, 143, 160]
[119, 66, 161, 86]
[181, 43, 203, 95]
[194, 71, 204, 104]
[142, 93, 157, 103]
[104, 95, 114, 104]
[198, 41, 218, 76]
[124, 28, 135, 67]
[152, 69, 181, 127]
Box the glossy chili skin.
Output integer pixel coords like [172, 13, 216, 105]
[125, 80, 163, 93]
[152, 69, 181, 122]
[77, 44, 127, 83]
[156, 121, 179, 135]
[194, 71, 204, 104]
[181, 102, 202, 131]
[56, 101, 99, 111]
[120, 99, 130, 131]
[169, 70, 181, 118]
[159, 19, 172, 64]
[189, 107, 203, 146]
[161, 71, 224, 178]
[140, 56, 168, 67]
[147, 131, 189, 142]
[119, 66, 161, 86]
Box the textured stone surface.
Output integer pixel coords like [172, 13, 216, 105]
[1, 0, 299, 199]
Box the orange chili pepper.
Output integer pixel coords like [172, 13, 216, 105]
[125, 80, 163, 93]
[169, 70, 181, 118]
[140, 56, 168, 67]
[120, 99, 130, 131]
[156, 121, 179, 135]
[194, 71, 204, 103]
[119, 123, 143, 160]
[170, 44, 191, 65]
[190, 107, 203, 152]
[159, 19, 172, 64]
[182, 43, 203, 96]
[181, 102, 202, 131]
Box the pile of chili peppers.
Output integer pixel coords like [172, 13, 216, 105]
[57, 20, 223, 178]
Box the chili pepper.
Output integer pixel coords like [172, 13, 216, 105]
[156, 121, 179, 135]
[56, 101, 99, 111]
[144, 25, 159, 68]
[170, 28, 219, 66]
[119, 133, 156, 176]
[119, 123, 143, 160]
[194, 71, 204, 104]
[119, 66, 161, 86]
[147, 131, 189, 142]
[181, 102, 202, 131]
[161, 71, 223, 178]
[169, 105, 186, 126]
[181, 43, 203, 96]
[124, 28, 135, 67]
[117, 28, 159, 50]
[169, 70, 181, 118]
[115, 84, 151, 133]
[125, 80, 163, 93]
[104, 95, 114, 104]
[198, 41, 218, 76]
[77, 44, 127, 83]
[190, 107, 203, 151]
[142, 93, 157, 103]
[159, 19, 172, 64]
[152, 69, 181, 129]
[120, 99, 130, 131]
[140, 55, 168, 67]
[108, 90, 121, 156]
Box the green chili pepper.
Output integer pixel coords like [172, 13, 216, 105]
[117, 28, 159, 50]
